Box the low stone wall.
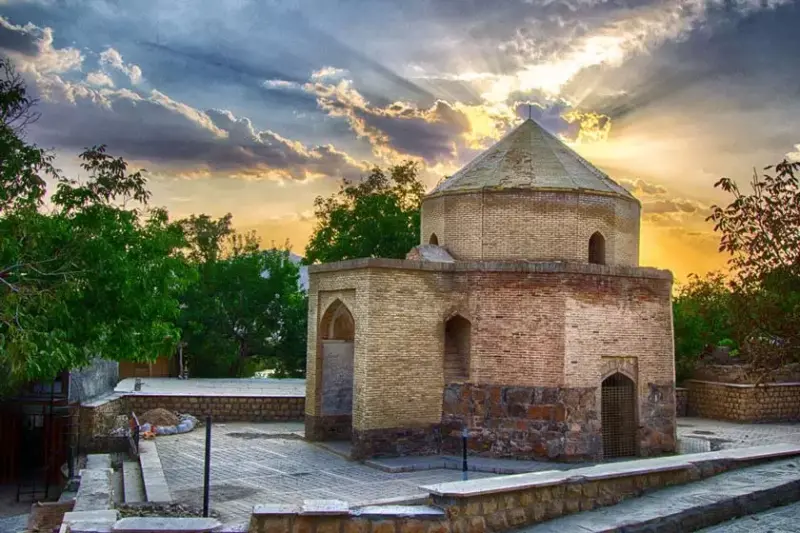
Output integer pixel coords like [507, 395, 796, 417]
[78, 389, 304, 454]
[676, 388, 688, 417]
[248, 444, 800, 533]
[687, 380, 800, 422]
[127, 395, 304, 422]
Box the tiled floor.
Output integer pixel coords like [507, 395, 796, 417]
[699, 501, 800, 532]
[155, 418, 800, 525]
[155, 422, 497, 523]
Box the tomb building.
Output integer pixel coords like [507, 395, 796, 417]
[305, 118, 676, 461]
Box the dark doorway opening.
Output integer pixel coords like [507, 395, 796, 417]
[601, 372, 637, 458]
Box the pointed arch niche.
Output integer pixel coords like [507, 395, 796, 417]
[589, 231, 606, 265]
[317, 299, 355, 434]
[444, 314, 471, 382]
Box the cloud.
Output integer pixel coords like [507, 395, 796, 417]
[0, 17, 367, 183]
[305, 77, 473, 163]
[262, 79, 303, 91]
[311, 66, 347, 80]
[618, 178, 668, 196]
[0, 16, 82, 74]
[99, 47, 142, 84]
[86, 70, 114, 88]
[642, 198, 709, 215]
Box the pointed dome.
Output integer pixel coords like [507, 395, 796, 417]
[430, 119, 633, 200]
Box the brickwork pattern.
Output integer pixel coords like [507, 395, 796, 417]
[306, 261, 674, 454]
[420, 190, 640, 266]
[127, 395, 304, 422]
[687, 380, 800, 422]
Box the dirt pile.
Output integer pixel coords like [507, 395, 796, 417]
[139, 408, 179, 427]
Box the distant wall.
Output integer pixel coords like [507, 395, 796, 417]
[687, 380, 800, 422]
[69, 358, 119, 404]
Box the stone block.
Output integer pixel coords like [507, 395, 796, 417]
[316, 518, 343, 533]
[399, 519, 426, 533]
[371, 520, 398, 533]
[343, 519, 369, 533]
[112, 517, 222, 532]
[505, 508, 526, 527]
[484, 512, 507, 532]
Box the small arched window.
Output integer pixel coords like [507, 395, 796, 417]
[444, 314, 470, 382]
[589, 232, 606, 265]
[429, 233, 439, 246]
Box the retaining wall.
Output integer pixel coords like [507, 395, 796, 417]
[686, 380, 800, 422]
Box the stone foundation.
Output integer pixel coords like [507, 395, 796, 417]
[305, 414, 352, 441]
[441, 383, 600, 461]
[638, 383, 677, 457]
[687, 380, 800, 422]
[351, 425, 442, 460]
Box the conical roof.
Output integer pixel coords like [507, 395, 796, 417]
[430, 119, 634, 200]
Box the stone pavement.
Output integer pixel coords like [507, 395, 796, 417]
[155, 422, 498, 524]
[115, 377, 306, 397]
[0, 513, 27, 533]
[700, 501, 800, 532]
[678, 417, 800, 451]
[154, 418, 800, 525]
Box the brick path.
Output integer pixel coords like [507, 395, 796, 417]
[155, 418, 800, 525]
[155, 422, 498, 524]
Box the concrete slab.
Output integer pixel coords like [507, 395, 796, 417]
[123, 461, 146, 503]
[74, 468, 114, 512]
[86, 454, 112, 470]
[139, 440, 172, 503]
[299, 500, 349, 515]
[62, 510, 119, 533]
[112, 517, 222, 532]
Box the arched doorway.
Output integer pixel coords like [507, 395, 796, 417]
[601, 373, 637, 458]
[317, 300, 355, 438]
[589, 232, 606, 265]
[444, 314, 470, 382]
[429, 233, 439, 246]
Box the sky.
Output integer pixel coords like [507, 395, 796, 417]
[1, 0, 799, 283]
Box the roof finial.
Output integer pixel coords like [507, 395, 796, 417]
[528, 104, 532, 120]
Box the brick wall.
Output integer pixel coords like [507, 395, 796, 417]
[420, 190, 640, 266]
[687, 380, 800, 422]
[127, 395, 304, 422]
[307, 259, 675, 458]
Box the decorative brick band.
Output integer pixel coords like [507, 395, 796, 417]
[126, 395, 304, 422]
[308, 258, 672, 280]
[687, 380, 800, 422]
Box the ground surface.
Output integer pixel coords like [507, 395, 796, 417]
[115, 377, 306, 396]
[699, 501, 800, 532]
[154, 417, 800, 524]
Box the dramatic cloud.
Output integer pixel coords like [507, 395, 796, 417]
[0, 17, 366, 183]
[99, 47, 142, 84]
[619, 178, 668, 197]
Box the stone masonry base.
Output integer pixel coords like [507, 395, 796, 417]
[351, 425, 442, 460]
[305, 414, 352, 441]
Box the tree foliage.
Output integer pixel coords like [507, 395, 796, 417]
[178, 215, 307, 378]
[672, 272, 735, 382]
[0, 66, 193, 394]
[304, 161, 424, 264]
[706, 159, 800, 374]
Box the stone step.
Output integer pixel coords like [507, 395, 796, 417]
[138, 440, 172, 503]
[519, 457, 800, 532]
[122, 460, 146, 503]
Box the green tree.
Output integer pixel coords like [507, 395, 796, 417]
[304, 161, 424, 264]
[707, 159, 800, 373]
[0, 58, 193, 394]
[178, 215, 307, 377]
[672, 272, 735, 382]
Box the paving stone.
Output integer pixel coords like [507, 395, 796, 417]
[112, 517, 222, 532]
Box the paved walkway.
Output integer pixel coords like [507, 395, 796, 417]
[155, 422, 499, 523]
[115, 377, 306, 397]
[154, 417, 800, 525]
[700, 501, 800, 532]
[678, 418, 800, 451]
